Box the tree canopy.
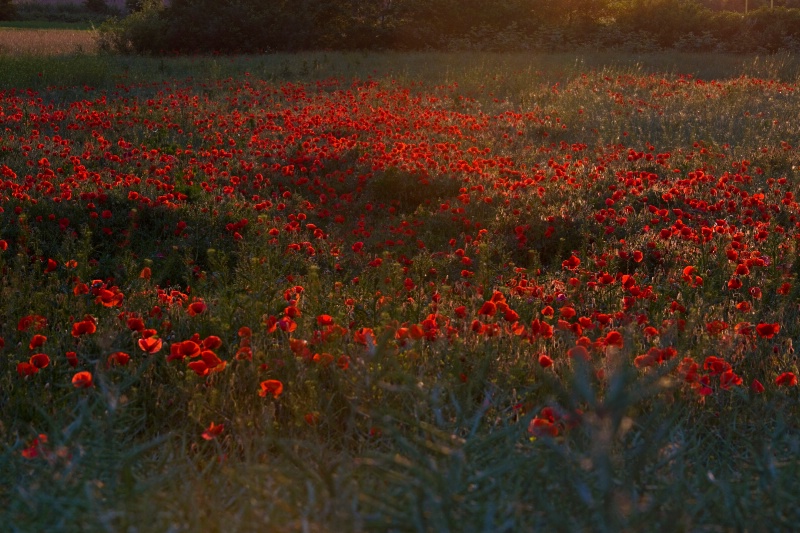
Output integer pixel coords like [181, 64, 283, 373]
[101, 0, 800, 53]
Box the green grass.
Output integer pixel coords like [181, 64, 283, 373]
[1, 50, 800, 92]
[2, 51, 800, 531]
[0, 20, 96, 30]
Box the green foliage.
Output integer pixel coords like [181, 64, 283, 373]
[0, 0, 15, 22]
[97, 1, 168, 54]
[84, 0, 110, 14]
[10, 0, 120, 23]
[745, 6, 800, 50]
[95, 0, 800, 53]
[126, 0, 145, 12]
[615, 0, 714, 47]
[0, 20, 94, 29]
[365, 167, 462, 215]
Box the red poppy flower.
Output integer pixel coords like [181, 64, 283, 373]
[316, 314, 334, 326]
[73, 282, 89, 296]
[776, 372, 797, 387]
[529, 417, 558, 437]
[538, 354, 553, 368]
[29, 334, 47, 350]
[21, 434, 47, 459]
[202, 422, 225, 440]
[200, 349, 223, 368]
[277, 317, 297, 333]
[529, 407, 560, 437]
[187, 360, 210, 376]
[404, 323, 423, 340]
[562, 255, 580, 271]
[71, 318, 97, 337]
[313, 352, 334, 365]
[567, 345, 590, 361]
[96, 288, 124, 308]
[560, 306, 576, 320]
[72, 371, 93, 388]
[288, 337, 309, 357]
[65, 351, 78, 367]
[353, 328, 375, 345]
[755, 322, 780, 339]
[108, 351, 130, 366]
[168, 340, 201, 362]
[18, 315, 47, 332]
[719, 369, 742, 390]
[751, 379, 765, 393]
[187, 300, 207, 316]
[703, 356, 731, 376]
[235, 346, 253, 360]
[727, 278, 743, 290]
[29, 353, 50, 369]
[138, 336, 163, 354]
[697, 385, 714, 396]
[202, 335, 222, 350]
[259, 379, 284, 398]
[705, 320, 729, 335]
[604, 330, 624, 348]
[478, 301, 497, 316]
[634, 352, 656, 369]
[530, 319, 553, 339]
[126, 317, 145, 332]
[17, 362, 38, 376]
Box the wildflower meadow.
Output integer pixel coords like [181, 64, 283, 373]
[2, 51, 800, 530]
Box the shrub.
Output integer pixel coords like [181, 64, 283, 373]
[744, 7, 800, 51]
[12, 1, 120, 23]
[97, 0, 168, 54]
[85, 0, 110, 14]
[0, 0, 15, 21]
[95, 0, 800, 53]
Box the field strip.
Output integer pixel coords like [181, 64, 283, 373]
[0, 28, 97, 56]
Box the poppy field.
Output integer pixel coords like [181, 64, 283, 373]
[2, 52, 800, 531]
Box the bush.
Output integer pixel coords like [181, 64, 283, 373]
[97, 3, 167, 54]
[96, 0, 800, 53]
[85, 0, 110, 14]
[12, 1, 120, 23]
[744, 7, 800, 51]
[0, 0, 15, 21]
[614, 0, 714, 47]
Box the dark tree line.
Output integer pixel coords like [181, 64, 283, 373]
[0, 0, 15, 21]
[101, 0, 800, 53]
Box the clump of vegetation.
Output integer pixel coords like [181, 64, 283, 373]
[92, 0, 800, 54]
[10, 0, 120, 24]
[0, 0, 16, 21]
